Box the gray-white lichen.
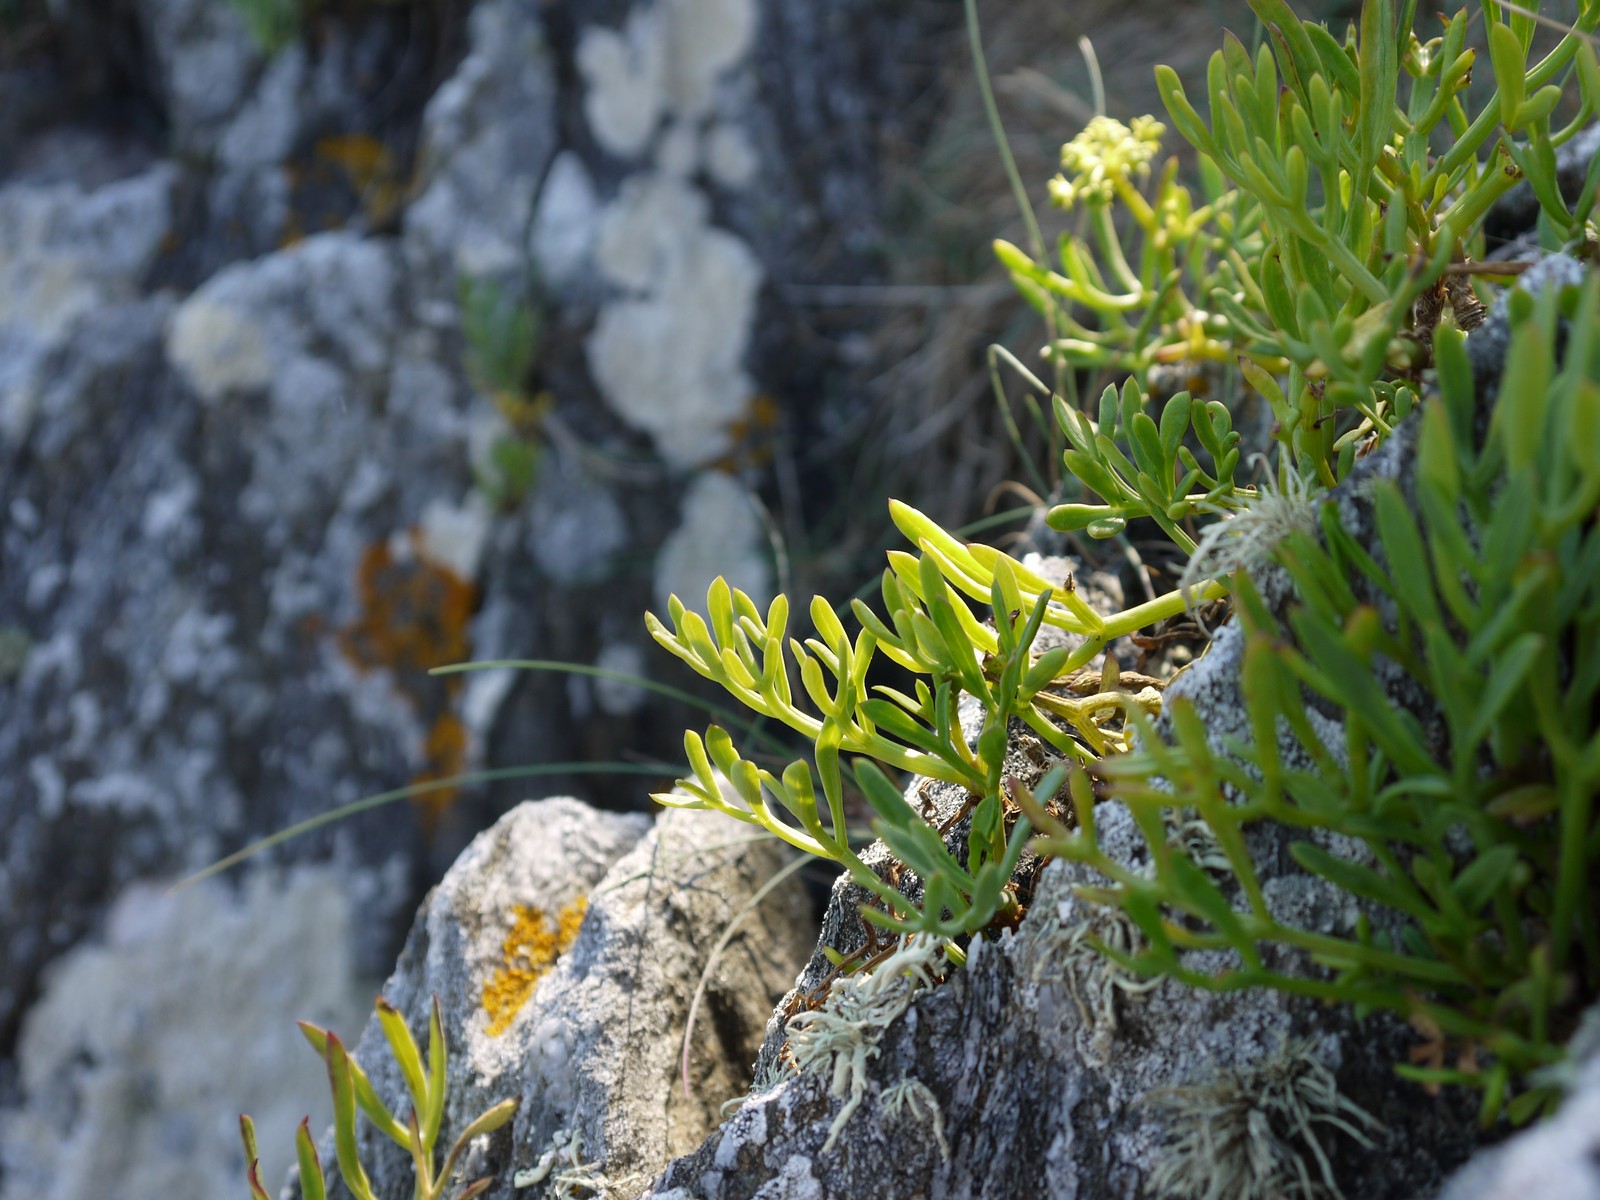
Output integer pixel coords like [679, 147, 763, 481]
[1178, 458, 1321, 610]
[786, 933, 946, 1151]
[879, 1077, 950, 1162]
[1144, 1038, 1379, 1200]
[512, 1126, 610, 1199]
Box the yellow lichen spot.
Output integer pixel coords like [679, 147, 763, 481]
[482, 896, 588, 1036]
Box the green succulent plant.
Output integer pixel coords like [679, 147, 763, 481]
[646, 499, 1226, 941]
[998, 0, 1600, 503]
[241, 996, 519, 1200]
[650, 0, 1600, 1129]
[1023, 276, 1600, 1125]
[459, 275, 548, 511]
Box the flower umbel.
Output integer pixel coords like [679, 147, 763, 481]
[1050, 115, 1165, 210]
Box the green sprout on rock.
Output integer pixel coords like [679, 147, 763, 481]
[241, 996, 519, 1200]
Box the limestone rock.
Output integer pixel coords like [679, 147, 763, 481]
[645, 853, 1477, 1200]
[1435, 1053, 1600, 1200]
[403, 0, 559, 307]
[298, 798, 814, 1200]
[0, 0, 1002, 1196]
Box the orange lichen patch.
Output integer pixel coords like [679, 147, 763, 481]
[482, 897, 589, 1036]
[337, 534, 478, 831]
[315, 134, 395, 190]
[715, 392, 782, 472]
[314, 134, 408, 228]
[278, 133, 410, 251]
[340, 538, 475, 676]
[411, 713, 469, 829]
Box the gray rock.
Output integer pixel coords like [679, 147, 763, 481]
[298, 798, 813, 1200]
[0, 165, 177, 443]
[132, 0, 263, 154]
[0, 220, 471, 1077]
[0, 1, 1059, 1196]
[403, 0, 559, 310]
[645, 846, 1477, 1200]
[1435, 1054, 1600, 1200]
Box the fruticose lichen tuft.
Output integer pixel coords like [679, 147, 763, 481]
[1144, 1038, 1379, 1200]
[787, 934, 944, 1151]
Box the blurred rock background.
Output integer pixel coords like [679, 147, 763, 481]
[0, 1, 1279, 1195]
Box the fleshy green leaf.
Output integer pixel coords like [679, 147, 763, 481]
[325, 1035, 377, 1200]
[296, 1118, 327, 1200]
[1451, 845, 1520, 915]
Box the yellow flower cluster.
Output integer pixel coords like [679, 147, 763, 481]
[1049, 114, 1165, 210]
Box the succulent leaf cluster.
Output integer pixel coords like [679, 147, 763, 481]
[1000, 0, 1600, 497]
[1046, 375, 1247, 549]
[646, 501, 1224, 939]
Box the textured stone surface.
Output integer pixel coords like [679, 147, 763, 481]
[402, 0, 558, 304]
[0, 866, 378, 1200]
[5, 0, 939, 1102]
[1435, 1051, 1600, 1200]
[646, 854, 1477, 1200]
[296, 798, 813, 1200]
[0, 164, 177, 442]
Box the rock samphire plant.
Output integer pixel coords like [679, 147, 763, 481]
[650, 0, 1600, 1128]
[241, 996, 519, 1200]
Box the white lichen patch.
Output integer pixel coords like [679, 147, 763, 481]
[787, 934, 945, 1152]
[512, 1126, 608, 1197]
[879, 1078, 950, 1162]
[705, 122, 759, 190]
[167, 233, 397, 408]
[587, 173, 762, 469]
[1145, 1038, 1379, 1200]
[576, 0, 757, 160]
[661, 0, 758, 117]
[166, 297, 274, 402]
[1031, 898, 1161, 1070]
[1177, 460, 1320, 607]
[418, 493, 494, 581]
[578, 7, 668, 158]
[654, 471, 770, 617]
[530, 152, 601, 287]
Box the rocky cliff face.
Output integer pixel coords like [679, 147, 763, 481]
[0, 0, 946, 1194]
[5, 2, 1588, 1198]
